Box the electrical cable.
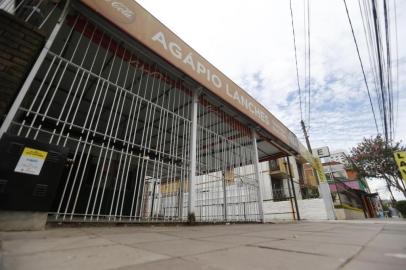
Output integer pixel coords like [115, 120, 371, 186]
[371, 0, 389, 144]
[359, 0, 383, 129]
[343, 0, 380, 133]
[383, 0, 393, 142]
[393, 0, 399, 139]
[306, 0, 311, 131]
[289, 0, 304, 121]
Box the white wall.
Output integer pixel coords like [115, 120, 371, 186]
[298, 199, 330, 220]
[263, 200, 295, 220]
[335, 208, 366, 220]
[259, 162, 273, 201]
[287, 157, 302, 200]
[264, 198, 329, 221]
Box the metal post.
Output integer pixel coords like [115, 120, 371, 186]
[178, 180, 184, 220]
[222, 170, 228, 221]
[149, 180, 157, 218]
[188, 90, 198, 222]
[286, 156, 301, 220]
[251, 129, 264, 223]
[283, 160, 295, 220]
[0, 1, 70, 138]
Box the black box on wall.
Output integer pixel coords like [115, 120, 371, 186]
[0, 134, 68, 212]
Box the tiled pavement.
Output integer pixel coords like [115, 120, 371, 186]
[1, 220, 405, 269]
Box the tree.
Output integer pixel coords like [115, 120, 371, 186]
[395, 201, 406, 218]
[348, 135, 406, 200]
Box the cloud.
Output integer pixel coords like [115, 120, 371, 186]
[138, 0, 406, 197]
[367, 178, 405, 201]
[136, 0, 406, 139]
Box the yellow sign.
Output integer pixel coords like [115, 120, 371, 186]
[224, 169, 235, 185]
[14, 147, 48, 175]
[160, 180, 188, 195]
[312, 157, 327, 183]
[394, 151, 406, 182]
[22, 147, 48, 159]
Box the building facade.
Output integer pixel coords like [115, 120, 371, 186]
[0, 0, 312, 226]
[328, 151, 348, 165]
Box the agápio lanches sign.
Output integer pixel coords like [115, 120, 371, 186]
[80, 0, 301, 154]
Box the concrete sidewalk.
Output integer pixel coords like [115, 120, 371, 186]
[1, 221, 405, 270]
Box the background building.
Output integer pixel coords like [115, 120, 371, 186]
[322, 155, 378, 219]
[328, 151, 348, 165]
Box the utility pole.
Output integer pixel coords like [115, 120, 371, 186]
[300, 120, 336, 219]
[301, 120, 313, 155]
[300, 120, 319, 185]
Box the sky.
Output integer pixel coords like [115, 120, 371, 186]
[137, 0, 405, 199]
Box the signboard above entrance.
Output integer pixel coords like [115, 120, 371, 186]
[79, 0, 304, 155]
[312, 146, 330, 158]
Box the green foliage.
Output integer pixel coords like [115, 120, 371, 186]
[348, 135, 406, 197]
[395, 201, 406, 217]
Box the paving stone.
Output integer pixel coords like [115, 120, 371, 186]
[240, 229, 311, 240]
[184, 245, 342, 270]
[367, 233, 406, 249]
[100, 232, 180, 244]
[354, 247, 406, 267]
[248, 238, 362, 259]
[284, 224, 339, 232]
[343, 259, 405, 270]
[159, 229, 240, 239]
[114, 257, 222, 270]
[284, 232, 372, 246]
[2, 235, 114, 255]
[2, 244, 169, 270]
[0, 228, 86, 241]
[197, 234, 273, 245]
[131, 238, 236, 257]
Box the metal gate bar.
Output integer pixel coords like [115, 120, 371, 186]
[194, 96, 260, 222]
[4, 8, 262, 223]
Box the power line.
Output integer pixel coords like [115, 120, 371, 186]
[303, 0, 308, 126]
[306, 0, 311, 131]
[383, 0, 393, 141]
[371, 0, 389, 144]
[393, 0, 399, 139]
[289, 0, 303, 121]
[357, 0, 398, 145]
[359, 0, 384, 131]
[289, 0, 314, 160]
[343, 0, 379, 134]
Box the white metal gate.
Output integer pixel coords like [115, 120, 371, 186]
[2, 4, 262, 223]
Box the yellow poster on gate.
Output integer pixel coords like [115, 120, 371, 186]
[14, 147, 48, 175]
[394, 151, 406, 182]
[312, 157, 327, 183]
